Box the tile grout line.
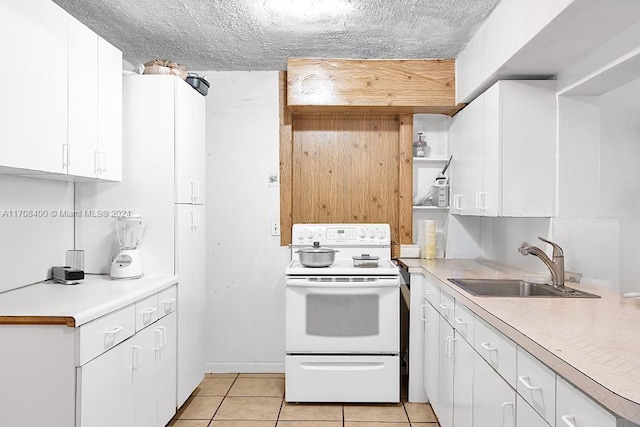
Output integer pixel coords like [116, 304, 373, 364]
[208, 373, 239, 425]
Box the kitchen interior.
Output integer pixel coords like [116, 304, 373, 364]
[1, 0, 640, 426]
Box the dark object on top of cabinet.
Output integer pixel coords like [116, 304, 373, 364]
[186, 73, 209, 96]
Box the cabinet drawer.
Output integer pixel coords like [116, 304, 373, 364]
[158, 285, 177, 318]
[424, 277, 440, 308]
[474, 317, 516, 388]
[77, 304, 135, 365]
[556, 377, 615, 427]
[135, 293, 159, 332]
[438, 289, 455, 326]
[517, 347, 556, 424]
[453, 300, 474, 343]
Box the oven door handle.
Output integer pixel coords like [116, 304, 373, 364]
[286, 278, 399, 288]
[300, 361, 387, 371]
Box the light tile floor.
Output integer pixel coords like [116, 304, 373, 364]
[168, 374, 440, 427]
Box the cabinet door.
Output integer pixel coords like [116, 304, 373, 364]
[76, 340, 135, 427]
[517, 395, 550, 427]
[473, 352, 515, 427]
[67, 16, 98, 178]
[176, 204, 206, 406]
[133, 325, 159, 427]
[423, 301, 439, 410]
[175, 80, 206, 204]
[157, 312, 178, 425]
[450, 95, 483, 215]
[481, 83, 500, 217]
[556, 377, 615, 427]
[438, 318, 454, 427]
[453, 332, 473, 427]
[97, 37, 123, 181]
[0, 0, 68, 174]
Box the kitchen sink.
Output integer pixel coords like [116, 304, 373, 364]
[448, 278, 600, 298]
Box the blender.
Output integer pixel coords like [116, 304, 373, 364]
[110, 215, 147, 279]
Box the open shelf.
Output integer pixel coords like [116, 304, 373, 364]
[413, 157, 450, 164]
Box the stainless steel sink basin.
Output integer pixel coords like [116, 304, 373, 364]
[448, 278, 600, 298]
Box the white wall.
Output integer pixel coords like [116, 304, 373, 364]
[203, 71, 290, 372]
[553, 76, 640, 293]
[0, 175, 74, 293]
[456, 0, 573, 103]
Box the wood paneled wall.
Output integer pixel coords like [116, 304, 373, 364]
[280, 72, 414, 257]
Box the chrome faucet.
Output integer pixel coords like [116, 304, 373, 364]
[518, 237, 566, 291]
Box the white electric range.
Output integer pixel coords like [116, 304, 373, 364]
[285, 223, 400, 403]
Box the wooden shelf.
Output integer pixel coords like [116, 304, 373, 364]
[413, 157, 449, 164]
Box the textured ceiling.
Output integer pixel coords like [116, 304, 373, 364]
[52, 0, 501, 71]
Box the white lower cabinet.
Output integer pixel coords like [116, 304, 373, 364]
[473, 352, 516, 427]
[77, 286, 178, 427]
[438, 319, 455, 427]
[157, 312, 178, 425]
[453, 333, 474, 427]
[517, 347, 555, 425]
[76, 338, 136, 427]
[419, 279, 625, 427]
[556, 377, 616, 427]
[422, 299, 440, 413]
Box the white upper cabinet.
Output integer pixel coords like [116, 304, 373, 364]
[451, 96, 483, 216]
[0, 0, 122, 181]
[451, 80, 556, 217]
[67, 16, 98, 178]
[97, 37, 123, 181]
[175, 80, 206, 204]
[0, 0, 68, 174]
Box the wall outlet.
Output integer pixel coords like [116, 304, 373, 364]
[271, 221, 280, 236]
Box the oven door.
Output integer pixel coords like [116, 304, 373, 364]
[285, 277, 399, 354]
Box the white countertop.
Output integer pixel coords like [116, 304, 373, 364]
[0, 274, 178, 327]
[400, 257, 640, 423]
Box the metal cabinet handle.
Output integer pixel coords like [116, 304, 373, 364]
[518, 376, 542, 391]
[481, 341, 498, 352]
[132, 345, 142, 369]
[454, 317, 467, 326]
[479, 192, 487, 209]
[63, 143, 70, 167]
[104, 326, 123, 336]
[501, 401, 514, 427]
[445, 336, 456, 359]
[163, 298, 176, 312]
[154, 329, 163, 351]
[453, 194, 462, 211]
[142, 307, 157, 315]
[191, 181, 199, 202]
[191, 210, 200, 228]
[560, 415, 577, 427]
[419, 304, 427, 321]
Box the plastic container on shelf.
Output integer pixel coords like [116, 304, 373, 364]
[432, 176, 449, 207]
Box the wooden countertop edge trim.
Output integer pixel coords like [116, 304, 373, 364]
[0, 316, 76, 327]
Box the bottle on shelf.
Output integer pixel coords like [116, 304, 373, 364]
[413, 132, 430, 158]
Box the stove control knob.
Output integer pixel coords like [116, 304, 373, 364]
[368, 230, 376, 239]
[306, 230, 313, 239]
[378, 230, 386, 239]
[359, 229, 367, 238]
[296, 231, 305, 240]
